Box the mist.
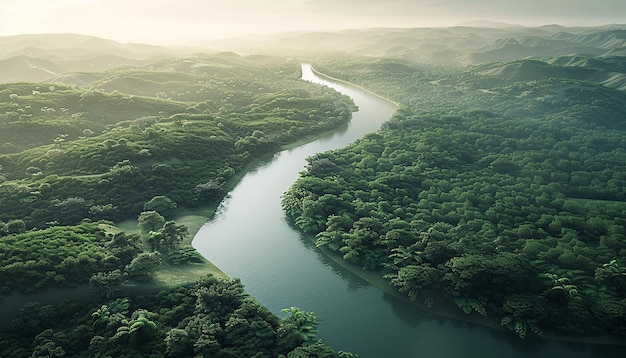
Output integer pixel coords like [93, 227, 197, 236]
[1, 0, 625, 45]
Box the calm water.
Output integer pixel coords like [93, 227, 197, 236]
[192, 64, 621, 357]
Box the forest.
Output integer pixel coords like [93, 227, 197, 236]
[0, 48, 356, 356]
[1, 273, 354, 357]
[283, 54, 626, 339]
[0, 53, 355, 228]
[3, 24, 626, 356]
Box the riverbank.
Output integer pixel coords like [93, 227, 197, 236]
[306, 64, 400, 107]
[113, 206, 228, 285]
[312, 237, 625, 346]
[294, 67, 625, 347]
[107, 94, 360, 287]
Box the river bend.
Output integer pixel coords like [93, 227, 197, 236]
[192, 64, 619, 357]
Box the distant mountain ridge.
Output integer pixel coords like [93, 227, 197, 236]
[3, 26, 626, 85]
[238, 24, 626, 65]
[0, 34, 206, 83]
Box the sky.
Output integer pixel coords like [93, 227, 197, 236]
[1, 0, 625, 45]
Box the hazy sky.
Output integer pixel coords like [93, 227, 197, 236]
[1, 0, 625, 45]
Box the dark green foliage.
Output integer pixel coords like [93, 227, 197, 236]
[194, 179, 224, 201]
[89, 269, 124, 298]
[167, 246, 204, 265]
[143, 195, 177, 219]
[0, 222, 140, 294]
[54, 197, 91, 225]
[125, 252, 162, 281]
[284, 57, 626, 339]
[137, 210, 166, 234]
[0, 54, 355, 229]
[283, 340, 359, 358]
[0, 275, 351, 357]
[280, 307, 319, 343]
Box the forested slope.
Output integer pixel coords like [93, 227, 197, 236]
[0, 274, 354, 357]
[284, 57, 626, 339]
[0, 50, 358, 356]
[0, 54, 356, 228]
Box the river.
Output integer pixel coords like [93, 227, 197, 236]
[192, 64, 620, 357]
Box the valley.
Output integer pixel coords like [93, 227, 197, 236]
[2, 23, 626, 357]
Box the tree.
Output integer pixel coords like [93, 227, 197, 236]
[138, 211, 166, 234]
[388, 264, 442, 301]
[143, 195, 177, 218]
[165, 328, 191, 357]
[89, 204, 118, 221]
[285, 340, 357, 358]
[147, 231, 165, 252]
[159, 221, 188, 252]
[127, 309, 158, 341]
[5, 219, 26, 235]
[194, 179, 223, 201]
[55, 197, 91, 225]
[89, 269, 123, 298]
[125, 252, 162, 280]
[31, 329, 67, 358]
[107, 232, 142, 264]
[280, 307, 318, 343]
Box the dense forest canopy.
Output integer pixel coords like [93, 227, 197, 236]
[1, 274, 355, 357]
[0, 47, 358, 356]
[284, 50, 626, 339]
[0, 53, 356, 228]
[3, 24, 626, 356]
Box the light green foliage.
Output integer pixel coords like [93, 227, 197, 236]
[145, 220, 189, 254]
[280, 307, 318, 343]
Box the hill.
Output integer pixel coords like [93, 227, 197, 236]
[0, 34, 206, 83]
[284, 47, 626, 340]
[218, 25, 626, 66]
[0, 55, 69, 82]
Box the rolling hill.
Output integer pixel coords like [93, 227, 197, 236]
[0, 34, 205, 83]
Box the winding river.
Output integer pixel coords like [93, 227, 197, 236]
[192, 64, 620, 357]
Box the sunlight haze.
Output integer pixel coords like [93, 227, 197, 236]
[1, 0, 625, 45]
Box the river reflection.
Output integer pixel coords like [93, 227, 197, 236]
[192, 64, 622, 357]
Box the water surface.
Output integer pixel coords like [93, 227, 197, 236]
[192, 64, 620, 357]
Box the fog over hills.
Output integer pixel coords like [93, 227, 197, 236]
[0, 34, 206, 82]
[2, 24, 626, 94]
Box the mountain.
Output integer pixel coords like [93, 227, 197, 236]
[0, 34, 182, 60]
[459, 20, 524, 28]
[0, 55, 69, 82]
[0, 34, 208, 83]
[4, 27, 626, 85]
[216, 25, 626, 66]
[480, 56, 626, 91]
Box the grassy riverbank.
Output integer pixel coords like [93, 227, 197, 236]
[112, 205, 228, 286]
